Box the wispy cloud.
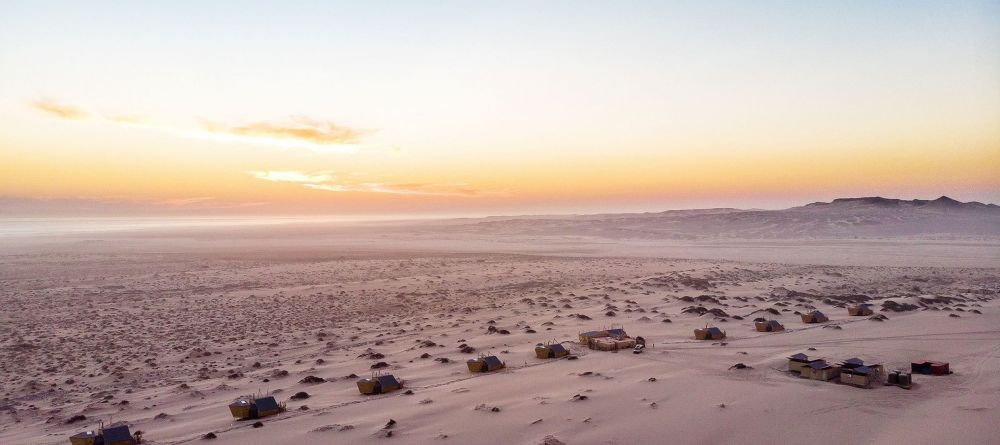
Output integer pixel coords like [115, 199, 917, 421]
[31, 99, 89, 120]
[247, 170, 482, 197]
[205, 117, 366, 146]
[30, 99, 369, 153]
[249, 170, 334, 183]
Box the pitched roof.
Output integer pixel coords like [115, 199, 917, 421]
[483, 356, 503, 367]
[706, 327, 723, 335]
[807, 360, 832, 369]
[843, 358, 865, 366]
[377, 374, 400, 387]
[606, 328, 627, 337]
[549, 343, 567, 353]
[255, 396, 279, 412]
[789, 353, 810, 361]
[101, 424, 132, 443]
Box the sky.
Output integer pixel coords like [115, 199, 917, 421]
[1, 1, 998, 217]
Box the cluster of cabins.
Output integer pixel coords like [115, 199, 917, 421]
[789, 353, 951, 389]
[69, 311, 957, 443]
[788, 353, 886, 387]
[578, 328, 638, 351]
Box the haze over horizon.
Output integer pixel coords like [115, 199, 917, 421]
[2, 1, 999, 217]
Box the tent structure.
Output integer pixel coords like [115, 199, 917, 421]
[848, 304, 874, 316]
[228, 395, 285, 420]
[694, 326, 726, 340]
[755, 319, 784, 332]
[911, 360, 950, 375]
[787, 353, 823, 374]
[357, 372, 403, 395]
[467, 355, 506, 373]
[534, 342, 570, 359]
[800, 311, 829, 323]
[69, 423, 140, 445]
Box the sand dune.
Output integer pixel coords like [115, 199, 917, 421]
[1, 201, 998, 444]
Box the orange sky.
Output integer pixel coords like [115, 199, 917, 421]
[1, 2, 998, 216]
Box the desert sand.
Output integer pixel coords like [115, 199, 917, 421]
[2, 200, 999, 445]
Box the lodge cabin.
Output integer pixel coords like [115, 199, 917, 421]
[69, 423, 140, 445]
[694, 326, 726, 340]
[228, 395, 284, 420]
[801, 360, 841, 381]
[847, 304, 874, 316]
[580, 327, 637, 351]
[800, 311, 829, 323]
[839, 358, 885, 388]
[357, 373, 403, 395]
[787, 353, 823, 374]
[534, 342, 570, 359]
[467, 355, 505, 373]
[755, 319, 784, 332]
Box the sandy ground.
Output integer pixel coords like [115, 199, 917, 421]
[1, 221, 998, 445]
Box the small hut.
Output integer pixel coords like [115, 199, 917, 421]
[70, 423, 140, 445]
[787, 353, 823, 374]
[755, 319, 784, 332]
[911, 360, 950, 375]
[800, 311, 829, 323]
[229, 395, 285, 420]
[357, 373, 403, 395]
[847, 304, 874, 316]
[802, 360, 840, 381]
[467, 355, 505, 373]
[694, 326, 726, 340]
[534, 342, 570, 359]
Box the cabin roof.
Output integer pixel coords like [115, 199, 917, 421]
[255, 396, 279, 412]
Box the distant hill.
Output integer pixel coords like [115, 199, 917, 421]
[452, 196, 1000, 240]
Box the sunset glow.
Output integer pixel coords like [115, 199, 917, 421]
[1, 2, 998, 216]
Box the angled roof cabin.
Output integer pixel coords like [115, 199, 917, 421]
[755, 319, 784, 332]
[70, 423, 139, 445]
[357, 372, 403, 395]
[787, 353, 823, 374]
[839, 358, 885, 388]
[578, 330, 607, 344]
[911, 360, 950, 375]
[847, 304, 874, 316]
[535, 342, 570, 359]
[467, 354, 505, 373]
[101, 424, 135, 445]
[229, 395, 285, 420]
[800, 311, 829, 323]
[694, 326, 726, 340]
[580, 327, 636, 351]
[802, 360, 840, 381]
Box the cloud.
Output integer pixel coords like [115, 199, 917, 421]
[248, 170, 481, 197]
[248, 170, 335, 183]
[29, 99, 369, 153]
[206, 117, 366, 146]
[31, 99, 89, 120]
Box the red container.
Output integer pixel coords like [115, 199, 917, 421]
[930, 362, 950, 375]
